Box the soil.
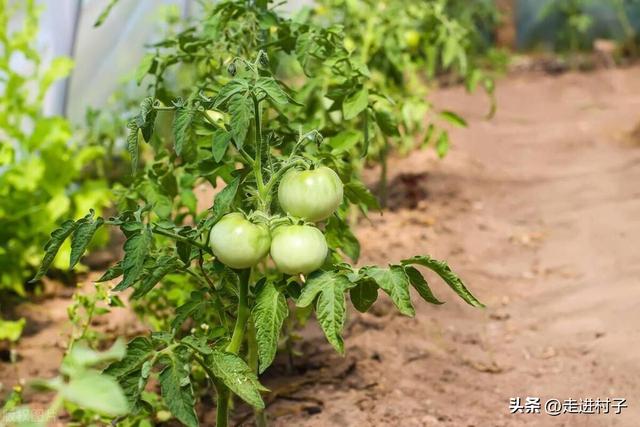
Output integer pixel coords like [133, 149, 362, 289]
[2, 67, 640, 427]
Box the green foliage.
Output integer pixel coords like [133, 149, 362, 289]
[28, 1, 489, 425]
[0, 340, 129, 426]
[34, 49, 482, 425]
[0, 0, 111, 300]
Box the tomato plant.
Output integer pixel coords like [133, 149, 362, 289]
[32, 47, 483, 425]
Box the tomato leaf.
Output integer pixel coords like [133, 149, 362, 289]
[171, 291, 210, 331]
[70, 211, 104, 269]
[96, 262, 123, 282]
[173, 107, 194, 156]
[205, 349, 266, 409]
[104, 337, 154, 378]
[374, 109, 400, 136]
[113, 228, 152, 292]
[212, 130, 232, 163]
[401, 255, 484, 307]
[343, 87, 369, 120]
[138, 97, 157, 142]
[439, 110, 467, 128]
[159, 349, 198, 427]
[362, 266, 415, 316]
[127, 120, 140, 173]
[256, 77, 289, 105]
[209, 176, 240, 225]
[62, 373, 129, 417]
[297, 271, 350, 354]
[214, 79, 248, 108]
[31, 219, 78, 282]
[403, 266, 444, 305]
[135, 53, 155, 85]
[104, 337, 155, 411]
[228, 95, 253, 148]
[344, 181, 380, 212]
[252, 281, 289, 373]
[329, 130, 361, 153]
[349, 278, 378, 313]
[436, 131, 449, 158]
[324, 215, 360, 262]
[131, 255, 180, 299]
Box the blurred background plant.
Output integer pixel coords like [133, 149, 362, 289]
[0, 0, 112, 328]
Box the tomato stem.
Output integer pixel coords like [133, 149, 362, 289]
[251, 93, 268, 210]
[226, 269, 251, 354]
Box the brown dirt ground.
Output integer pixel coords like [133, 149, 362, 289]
[2, 67, 640, 427]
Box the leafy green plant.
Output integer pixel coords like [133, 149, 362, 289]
[537, 0, 595, 53]
[0, 0, 111, 301]
[33, 51, 483, 426]
[306, 0, 497, 204]
[0, 340, 128, 426]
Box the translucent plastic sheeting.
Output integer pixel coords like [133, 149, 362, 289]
[38, 0, 189, 121]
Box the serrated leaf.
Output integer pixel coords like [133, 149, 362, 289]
[253, 282, 289, 373]
[343, 87, 368, 120]
[344, 181, 380, 211]
[172, 291, 208, 330]
[70, 213, 104, 268]
[206, 350, 266, 409]
[324, 216, 360, 262]
[139, 97, 157, 142]
[113, 228, 152, 292]
[173, 107, 194, 156]
[228, 95, 253, 148]
[364, 266, 415, 316]
[211, 176, 240, 223]
[297, 271, 350, 354]
[159, 350, 198, 427]
[131, 255, 179, 299]
[31, 220, 78, 282]
[104, 337, 154, 378]
[127, 120, 140, 173]
[404, 266, 444, 305]
[349, 279, 378, 313]
[62, 373, 129, 416]
[256, 77, 289, 105]
[401, 256, 484, 307]
[214, 80, 248, 107]
[181, 335, 212, 355]
[96, 262, 123, 282]
[212, 130, 232, 163]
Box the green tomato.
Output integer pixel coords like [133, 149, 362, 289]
[278, 167, 344, 222]
[270, 225, 328, 275]
[209, 213, 271, 269]
[404, 30, 421, 49]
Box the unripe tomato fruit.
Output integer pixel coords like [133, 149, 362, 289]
[278, 167, 344, 222]
[209, 213, 271, 269]
[404, 30, 421, 49]
[270, 225, 328, 275]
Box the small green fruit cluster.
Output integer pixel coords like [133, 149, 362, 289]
[209, 167, 343, 275]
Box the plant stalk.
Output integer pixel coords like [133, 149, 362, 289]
[215, 382, 230, 427]
[227, 269, 251, 354]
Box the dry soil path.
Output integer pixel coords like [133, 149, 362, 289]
[269, 67, 640, 427]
